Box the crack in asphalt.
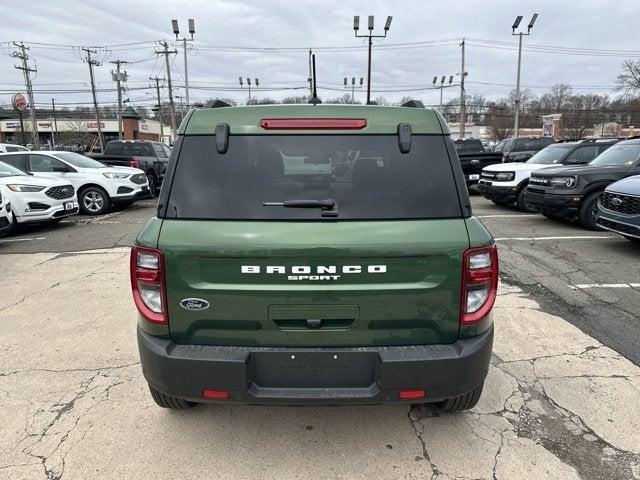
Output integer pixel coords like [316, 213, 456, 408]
[6, 364, 139, 480]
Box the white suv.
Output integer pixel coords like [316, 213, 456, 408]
[0, 151, 149, 215]
[0, 143, 29, 153]
[0, 160, 78, 229]
[478, 139, 619, 211]
[0, 185, 12, 236]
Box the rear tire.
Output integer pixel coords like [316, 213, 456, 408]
[578, 191, 603, 231]
[436, 384, 483, 412]
[148, 385, 196, 409]
[147, 172, 158, 198]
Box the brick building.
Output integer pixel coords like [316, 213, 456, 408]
[0, 106, 173, 147]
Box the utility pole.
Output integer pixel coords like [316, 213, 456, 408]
[12, 42, 39, 149]
[459, 39, 467, 139]
[354, 15, 392, 105]
[150, 77, 165, 142]
[308, 49, 313, 97]
[82, 47, 105, 152]
[433, 75, 455, 111]
[156, 41, 178, 141]
[511, 14, 538, 137]
[51, 98, 58, 148]
[171, 19, 195, 110]
[239, 77, 259, 104]
[343, 77, 364, 104]
[110, 60, 128, 141]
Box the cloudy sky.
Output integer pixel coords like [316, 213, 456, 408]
[0, 0, 638, 110]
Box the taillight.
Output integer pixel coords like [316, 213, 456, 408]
[461, 245, 498, 324]
[130, 245, 167, 325]
[129, 159, 139, 168]
[501, 154, 507, 163]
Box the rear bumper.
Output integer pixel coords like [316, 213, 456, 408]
[524, 189, 579, 217]
[137, 325, 493, 405]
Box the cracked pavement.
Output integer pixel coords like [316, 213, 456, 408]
[1, 197, 639, 479]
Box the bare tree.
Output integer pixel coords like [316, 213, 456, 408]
[55, 120, 96, 150]
[616, 59, 640, 97]
[281, 95, 309, 104]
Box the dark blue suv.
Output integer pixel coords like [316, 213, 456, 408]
[597, 175, 640, 243]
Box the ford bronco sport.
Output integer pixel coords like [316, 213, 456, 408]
[132, 102, 498, 411]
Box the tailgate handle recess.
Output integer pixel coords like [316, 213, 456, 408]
[306, 318, 322, 329]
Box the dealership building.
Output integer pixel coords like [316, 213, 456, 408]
[0, 107, 173, 147]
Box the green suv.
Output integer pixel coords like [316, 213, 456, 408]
[132, 103, 497, 411]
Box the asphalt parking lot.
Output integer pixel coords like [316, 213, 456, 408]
[1, 194, 639, 479]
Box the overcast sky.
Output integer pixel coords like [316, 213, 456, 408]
[0, 0, 638, 110]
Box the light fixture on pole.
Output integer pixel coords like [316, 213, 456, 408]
[171, 18, 195, 111]
[353, 15, 392, 105]
[239, 77, 259, 103]
[343, 76, 364, 104]
[432, 75, 455, 110]
[511, 13, 538, 137]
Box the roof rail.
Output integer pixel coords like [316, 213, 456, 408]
[401, 100, 424, 108]
[206, 99, 232, 108]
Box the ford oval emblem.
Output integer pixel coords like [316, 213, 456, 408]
[611, 197, 623, 206]
[180, 298, 210, 311]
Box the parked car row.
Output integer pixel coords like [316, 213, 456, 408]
[475, 137, 640, 243]
[0, 150, 151, 237]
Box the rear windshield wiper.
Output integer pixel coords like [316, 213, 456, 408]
[263, 199, 338, 217]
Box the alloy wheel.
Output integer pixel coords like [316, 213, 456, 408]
[83, 191, 104, 213]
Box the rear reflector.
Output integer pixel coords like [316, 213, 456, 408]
[129, 159, 139, 168]
[260, 118, 367, 130]
[202, 390, 229, 399]
[399, 389, 426, 400]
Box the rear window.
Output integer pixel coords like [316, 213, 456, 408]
[166, 135, 462, 220]
[108, 142, 154, 156]
[454, 139, 483, 154]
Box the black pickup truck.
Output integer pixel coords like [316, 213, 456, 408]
[454, 139, 503, 186]
[90, 140, 171, 196]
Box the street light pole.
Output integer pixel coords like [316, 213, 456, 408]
[354, 15, 392, 105]
[239, 77, 259, 104]
[432, 75, 455, 111]
[171, 18, 195, 111]
[344, 77, 364, 104]
[511, 14, 538, 137]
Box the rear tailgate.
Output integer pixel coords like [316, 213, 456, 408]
[458, 153, 503, 175]
[159, 219, 469, 347]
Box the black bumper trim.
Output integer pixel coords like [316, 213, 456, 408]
[524, 190, 579, 217]
[477, 183, 518, 203]
[137, 325, 493, 405]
